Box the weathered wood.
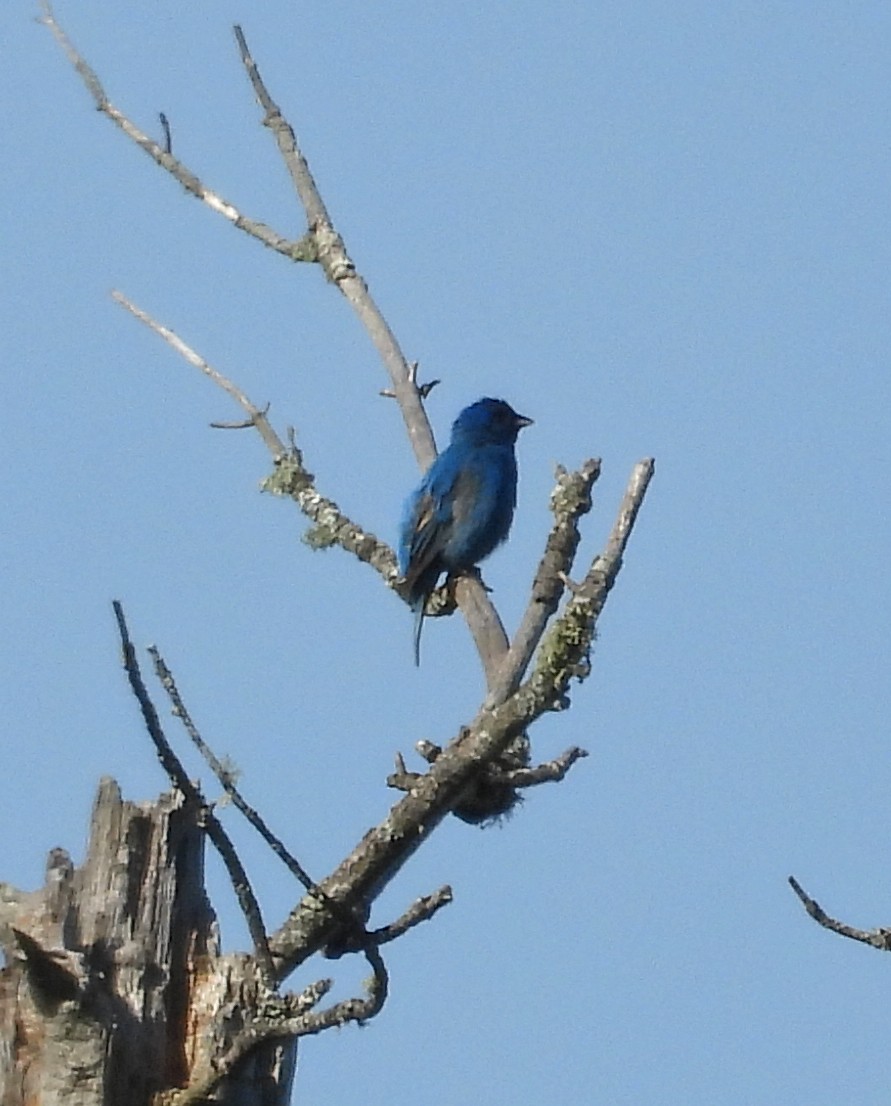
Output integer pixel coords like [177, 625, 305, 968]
[0, 778, 296, 1106]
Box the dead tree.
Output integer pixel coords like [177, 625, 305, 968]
[0, 6, 654, 1103]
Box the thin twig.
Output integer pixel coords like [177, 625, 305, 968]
[111, 292, 397, 581]
[149, 646, 317, 893]
[112, 601, 275, 982]
[159, 112, 172, 155]
[113, 601, 198, 795]
[788, 876, 891, 950]
[210, 417, 263, 430]
[111, 291, 286, 456]
[233, 25, 331, 232]
[499, 747, 589, 788]
[149, 645, 436, 969]
[38, 2, 312, 262]
[151, 645, 320, 889]
[370, 886, 453, 945]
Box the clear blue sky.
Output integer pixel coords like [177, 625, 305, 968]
[5, 3, 891, 1103]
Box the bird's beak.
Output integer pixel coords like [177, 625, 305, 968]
[515, 414, 534, 429]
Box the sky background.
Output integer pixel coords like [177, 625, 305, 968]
[4, 2, 891, 1103]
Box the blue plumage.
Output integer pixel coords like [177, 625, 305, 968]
[398, 397, 533, 665]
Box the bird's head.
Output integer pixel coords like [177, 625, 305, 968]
[450, 397, 533, 447]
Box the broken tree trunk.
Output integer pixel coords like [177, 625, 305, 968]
[0, 777, 296, 1106]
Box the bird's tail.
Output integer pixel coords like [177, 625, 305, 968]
[412, 601, 425, 667]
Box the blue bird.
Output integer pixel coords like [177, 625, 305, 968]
[398, 397, 533, 665]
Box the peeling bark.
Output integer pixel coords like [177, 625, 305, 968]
[0, 778, 295, 1106]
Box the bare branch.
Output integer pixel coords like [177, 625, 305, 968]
[263, 450, 397, 578]
[525, 458, 655, 704]
[270, 712, 528, 972]
[231, 25, 434, 463]
[487, 459, 602, 708]
[232, 25, 331, 233]
[172, 946, 388, 1105]
[111, 291, 398, 582]
[113, 600, 200, 795]
[500, 746, 589, 788]
[371, 886, 454, 946]
[454, 459, 651, 818]
[112, 601, 275, 981]
[38, 2, 312, 262]
[298, 944, 388, 1034]
[323, 887, 454, 954]
[111, 291, 286, 456]
[150, 646, 318, 893]
[788, 876, 891, 950]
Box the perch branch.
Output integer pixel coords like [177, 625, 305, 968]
[788, 876, 891, 950]
[112, 601, 275, 981]
[270, 462, 653, 975]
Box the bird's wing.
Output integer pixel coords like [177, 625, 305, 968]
[401, 487, 447, 599]
[400, 458, 481, 599]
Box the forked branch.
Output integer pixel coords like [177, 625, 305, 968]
[113, 600, 275, 982]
